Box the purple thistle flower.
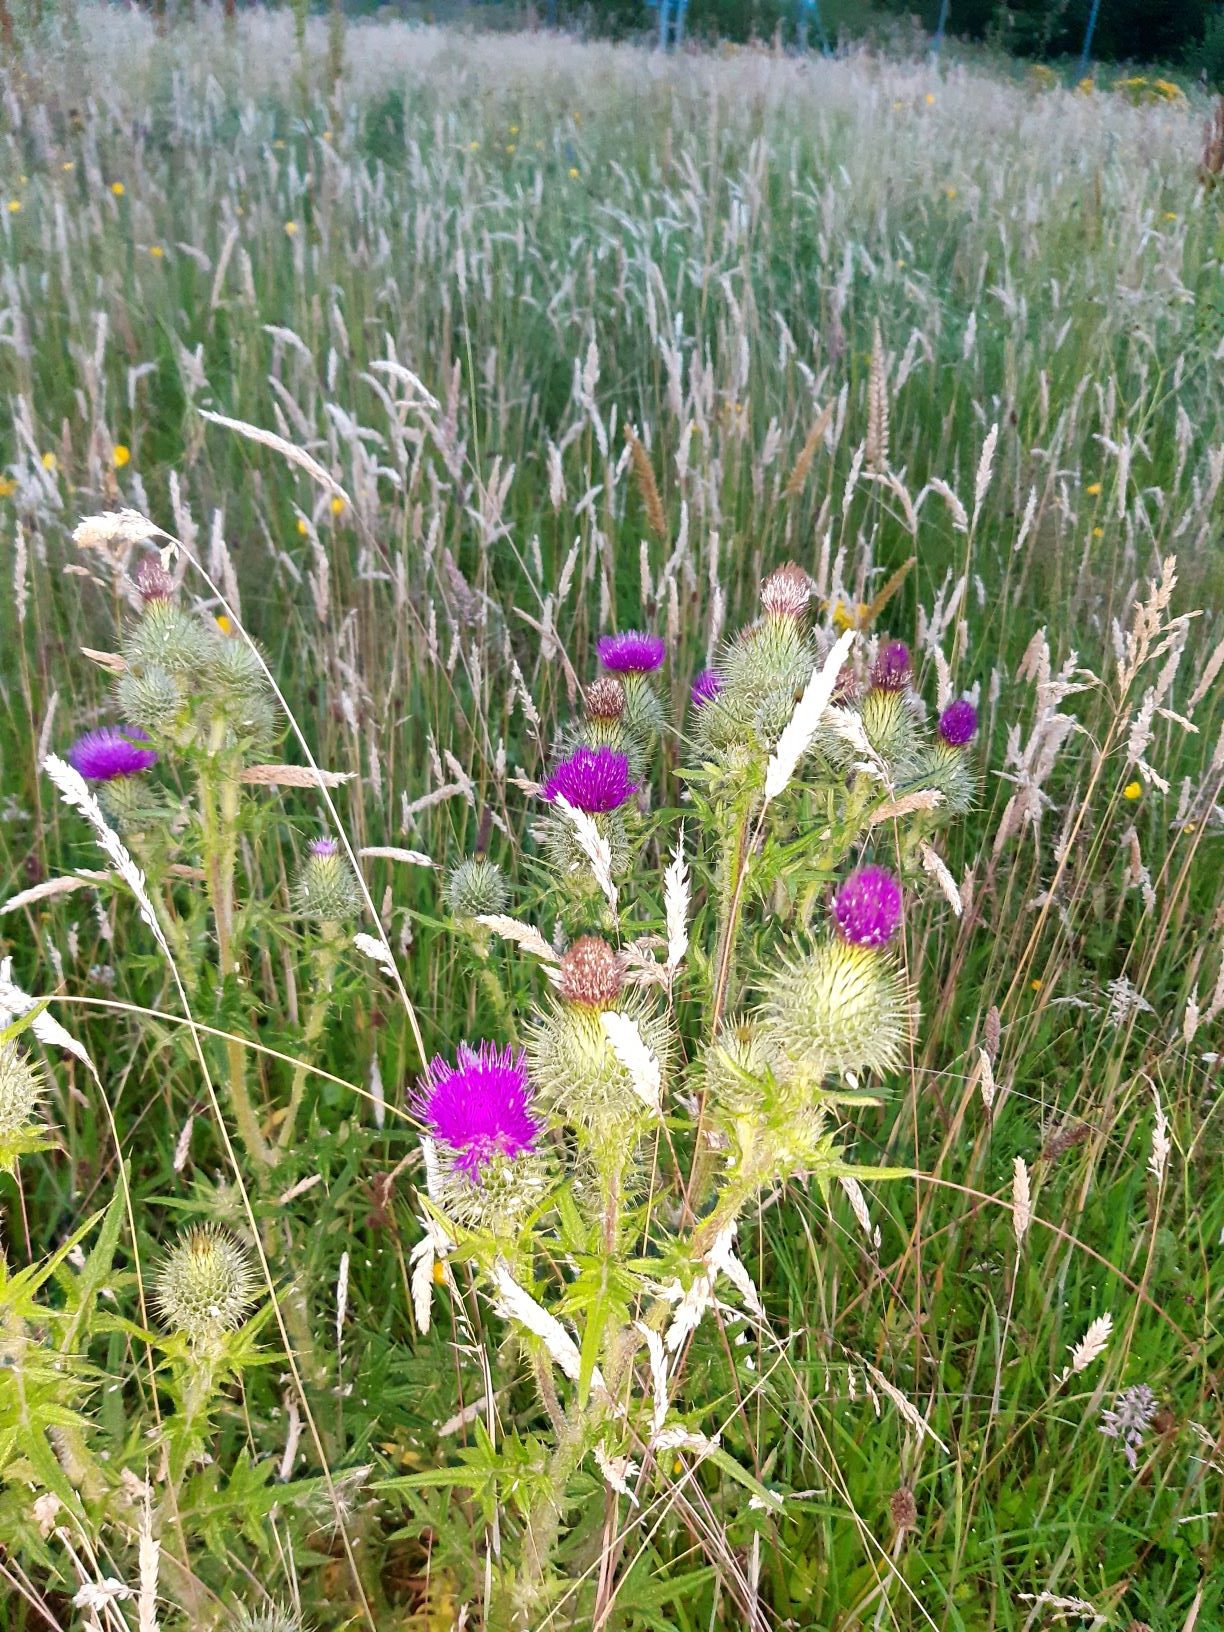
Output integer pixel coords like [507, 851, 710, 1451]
[309, 837, 339, 858]
[541, 745, 637, 813]
[414, 1042, 538, 1180]
[871, 641, 911, 693]
[832, 866, 903, 948]
[597, 630, 666, 674]
[938, 698, 978, 747]
[690, 669, 723, 709]
[68, 726, 158, 782]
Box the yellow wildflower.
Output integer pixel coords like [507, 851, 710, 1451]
[505, 144, 516, 155]
[110, 181, 125, 197]
[1030, 979, 1043, 991]
[469, 140, 480, 151]
[569, 167, 580, 179]
[1085, 481, 1101, 495]
[61, 160, 74, 172]
[215, 614, 233, 636]
[296, 517, 309, 536]
[149, 244, 164, 258]
[1163, 211, 1178, 223]
[431, 1259, 446, 1285]
[509, 124, 520, 136]
[6, 199, 20, 214]
[0, 475, 16, 498]
[945, 186, 957, 199]
[284, 220, 298, 236]
[112, 444, 130, 469]
[1123, 780, 1142, 800]
[41, 451, 57, 472]
[925, 92, 935, 106]
[329, 495, 345, 517]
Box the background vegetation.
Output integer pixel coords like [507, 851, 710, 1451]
[1, 10, 1222, 1629]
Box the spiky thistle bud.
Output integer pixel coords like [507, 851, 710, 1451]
[445, 858, 508, 921]
[292, 838, 362, 922]
[121, 601, 213, 675]
[871, 640, 911, 693]
[229, 1606, 307, 1632]
[0, 1043, 44, 1140]
[860, 686, 920, 768]
[690, 669, 722, 709]
[155, 1226, 257, 1344]
[558, 936, 624, 1007]
[695, 616, 823, 760]
[760, 562, 814, 619]
[585, 677, 626, 722]
[527, 995, 672, 1146]
[759, 940, 915, 1082]
[133, 556, 175, 603]
[701, 1019, 776, 1116]
[208, 637, 271, 701]
[116, 665, 185, 736]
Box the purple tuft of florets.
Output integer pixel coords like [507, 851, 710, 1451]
[541, 745, 637, 813]
[413, 1042, 538, 1180]
[832, 866, 903, 948]
[938, 698, 978, 747]
[309, 837, 339, 858]
[871, 641, 911, 693]
[690, 669, 723, 708]
[597, 630, 666, 674]
[68, 726, 158, 782]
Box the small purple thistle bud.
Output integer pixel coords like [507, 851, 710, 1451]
[690, 669, 723, 709]
[541, 745, 637, 813]
[833, 866, 903, 948]
[871, 641, 911, 693]
[413, 1042, 538, 1181]
[585, 676, 626, 722]
[760, 562, 814, 619]
[133, 557, 175, 603]
[938, 698, 978, 747]
[596, 630, 666, 674]
[67, 725, 158, 782]
[558, 936, 624, 1007]
[309, 837, 340, 858]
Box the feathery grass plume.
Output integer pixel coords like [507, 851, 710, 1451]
[866, 321, 889, 473]
[1060, 1313, 1114, 1381]
[763, 628, 855, 803]
[292, 837, 362, 921]
[445, 857, 508, 921]
[155, 1226, 257, 1344]
[782, 401, 835, 498]
[1011, 1157, 1032, 1248]
[625, 424, 667, 540]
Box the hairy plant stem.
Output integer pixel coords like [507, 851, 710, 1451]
[279, 928, 338, 1152]
[198, 745, 273, 1171]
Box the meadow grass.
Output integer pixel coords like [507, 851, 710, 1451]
[1, 12, 1222, 1629]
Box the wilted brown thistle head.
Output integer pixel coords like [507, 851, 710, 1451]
[889, 1486, 918, 1531]
[558, 936, 624, 1007]
[585, 676, 626, 722]
[134, 556, 175, 603]
[760, 562, 814, 619]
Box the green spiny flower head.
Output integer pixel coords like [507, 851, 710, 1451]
[434, 1141, 553, 1235]
[695, 614, 822, 760]
[619, 671, 666, 746]
[121, 600, 214, 676]
[760, 562, 815, 620]
[208, 635, 272, 701]
[155, 1225, 258, 1344]
[292, 838, 363, 922]
[527, 992, 672, 1146]
[701, 1018, 777, 1117]
[915, 738, 980, 815]
[445, 857, 508, 921]
[0, 1042, 44, 1139]
[115, 663, 185, 736]
[759, 939, 915, 1082]
[229, 1607, 307, 1632]
[541, 807, 634, 889]
[860, 686, 921, 769]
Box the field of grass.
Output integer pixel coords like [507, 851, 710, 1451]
[1, 12, 1223, 1630]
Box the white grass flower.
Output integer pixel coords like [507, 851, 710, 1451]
[764, 629, 855, 804]
[1060, 1312, 1113, 1381]
[1011, 1157, 1032, 1249]
[663, 825, 690, 972]
[600, 1010, 662, 1115]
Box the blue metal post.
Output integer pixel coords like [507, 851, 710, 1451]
[1078, 0, 1103, 79]
[673, 0, 687, 47]
[658, 0, 671, 50]
[932, 0, 950, 55]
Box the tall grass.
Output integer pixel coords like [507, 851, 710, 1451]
[1, 12, 1222, 1629]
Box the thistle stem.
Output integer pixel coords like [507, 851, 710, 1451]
[279, 930, 338, 1152]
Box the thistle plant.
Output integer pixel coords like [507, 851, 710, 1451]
[408, 568, 979, 1626]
